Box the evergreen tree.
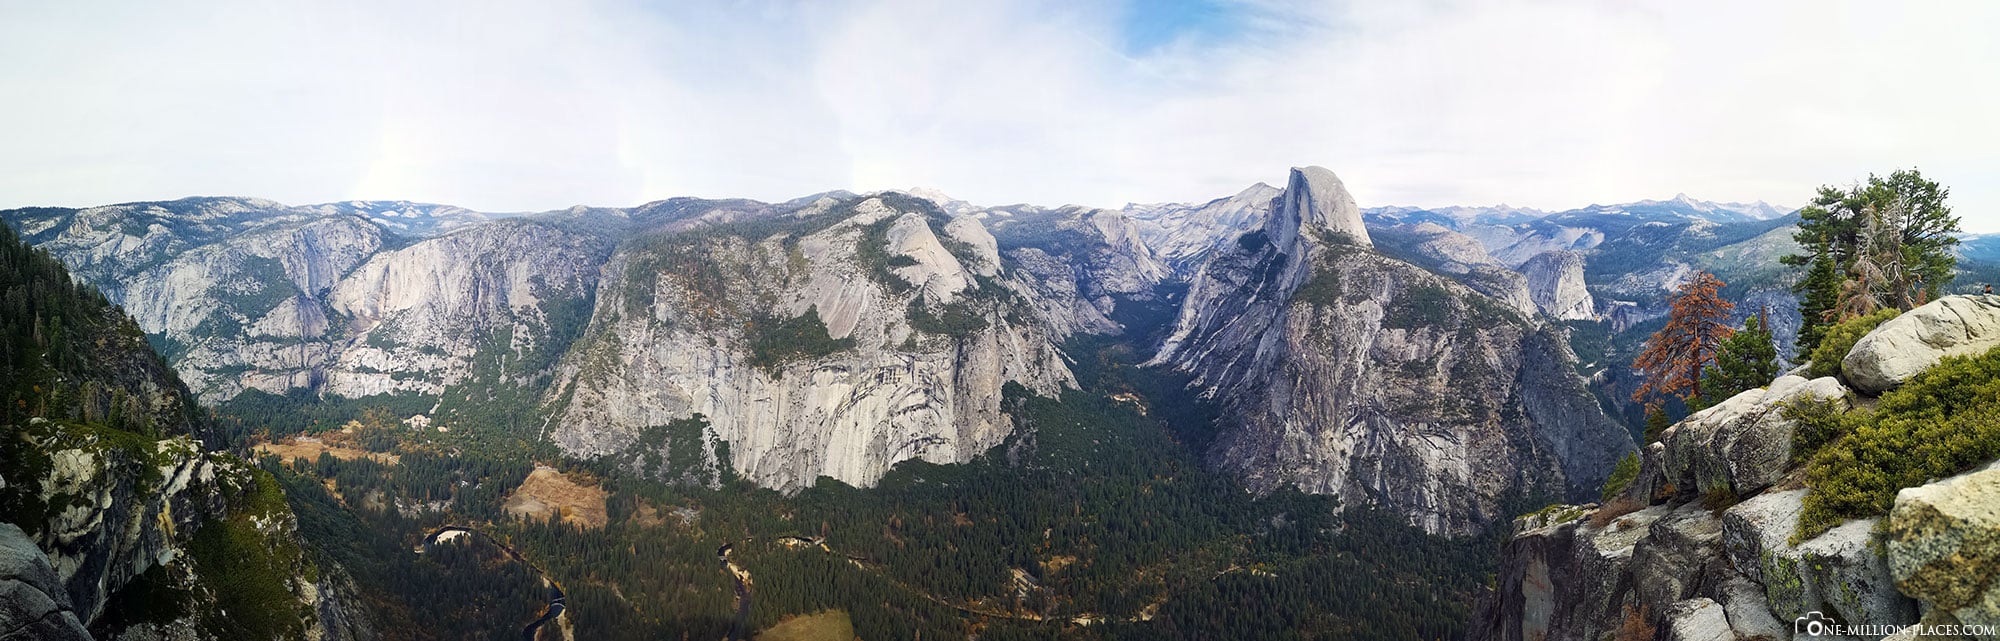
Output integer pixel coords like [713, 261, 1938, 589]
[1784, 169, 1960, 348]
[1695, 312, 1778, 410]
[1632, 271, 1735, 406]
[1643, 404, 1672, 444]
[1794, 243, 1842, 354]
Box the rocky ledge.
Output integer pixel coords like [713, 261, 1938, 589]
[1475, 295, 2000, 641]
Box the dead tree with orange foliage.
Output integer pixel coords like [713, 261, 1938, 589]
[1632, 271, 1736, 406]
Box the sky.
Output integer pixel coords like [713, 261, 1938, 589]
[2, 0, 1996, 231]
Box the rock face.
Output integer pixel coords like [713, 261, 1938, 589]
[1269, 166, 1370, 248]
[0, 523, 90, 641]
[0, 197, 612, 404]
[985, 205, 1172, 335]
[546, 194, 1076, 491]
[1521, 251, 1596, 320]
[1843, 294, 2000, 393]
[1149, 167, 1632, 533]
[1887, 459, 2000, 630]
[320, 220, 605, 400]
[1124, 183, 1280, 274]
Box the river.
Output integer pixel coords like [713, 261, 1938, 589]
[718, 542, 752, 641]
[422, 526, 567, 640]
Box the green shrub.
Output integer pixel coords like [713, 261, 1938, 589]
[1701, 486, 1740, 512]
[1782, 396, 1849, 464]
[1805, 309, 1900, 379]
[1600, 452, 1641, 502]
[1797, 344, 2000, 540]
[1643, 406, 1672, 445]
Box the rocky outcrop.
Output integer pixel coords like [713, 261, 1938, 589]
[1660, 375, 1849, 498]
[1886, 459, 2000, 630]
[1521, 251, 1595, 321]
[0, 523, 89, 641]
[547, 194, 1075, 491]
[1150, 167, 1632, 533]
[1843, 294, 2000, 393]
[1, 221, 363, 640]
[1475, 320, 2000, 641]
[1477, 488, 1920, 641]
[1, 419, 348, 640]
[1481, 503, 1670, 641]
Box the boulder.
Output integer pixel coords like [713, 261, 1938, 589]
[1712, 573, 1788, 640]
[1664, 598, 1734, 641]
[1624, 441, 1670, 505]
[1662, 376, 1850, 498]
[1721, 489, 1808, 608]
[0, 524, 89, 641]
[1632, 503, 1727, 613]
[1886, 459, 2000, 630]
[1721, 489, 1918, 631]
[1843, 294, 2000, 393]
[1797, 518, 1918, 628]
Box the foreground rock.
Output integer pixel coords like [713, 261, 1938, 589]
[1475, 367, 1945, 641]
[0, 524, 89, 641]
[1476, 490, 1919, 641]
[1887, 459, 2000, 630]
[1661, 375, 1848, 498]
[1843, 294, 2000, 393]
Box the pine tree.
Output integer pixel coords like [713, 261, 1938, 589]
[1784, 169, 1960, 348]
[1794, 242, 1842, 354]
[1643, 403, 1672, 444]
[1695, 312, 1778, 410]
[1632, 271, 1735, 406]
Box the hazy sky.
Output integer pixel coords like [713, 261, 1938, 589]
[3, 1, 1996, 230]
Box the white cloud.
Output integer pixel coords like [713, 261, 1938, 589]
[0, 0, 1995, 230]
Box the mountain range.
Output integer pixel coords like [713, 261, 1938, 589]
[8, 167, 1997, 639]
[0, 173, 1862, 519]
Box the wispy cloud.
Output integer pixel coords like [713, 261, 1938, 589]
[1, 0, 1995, 229]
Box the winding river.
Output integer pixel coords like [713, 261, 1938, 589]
[422, 526, 567, 640]
[718, 542, 752, 641]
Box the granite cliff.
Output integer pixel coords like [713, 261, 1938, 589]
[1148, 167, 1635, 534]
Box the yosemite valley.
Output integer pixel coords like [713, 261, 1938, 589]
[5, 166, 1997, 641]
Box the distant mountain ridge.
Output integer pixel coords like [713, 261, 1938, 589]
[0, 179, 1811, 531]
[1364, 193, 1793, 228]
